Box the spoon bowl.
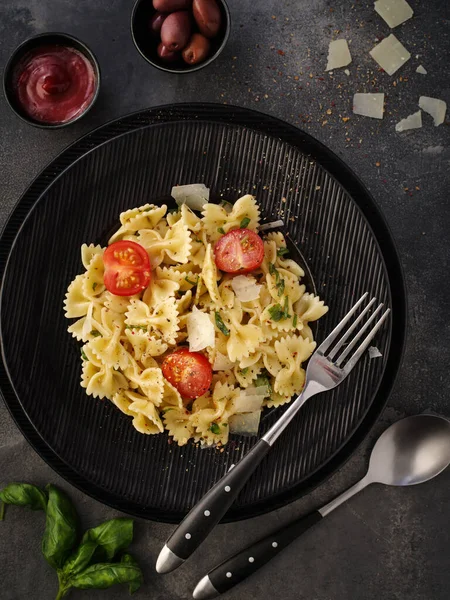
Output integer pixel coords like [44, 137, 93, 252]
[368, 414, 450, 486]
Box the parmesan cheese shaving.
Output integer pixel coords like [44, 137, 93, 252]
[416, 65, 427, 75]
[187, 305, 215, 351]
[419, 96, 447, 126]
[353, 93, 385, 119]
[229, 411, 261, 436]
[259, 220, 284, 231]
[374, 0, 413, 29]
[395, 110, 422, 132]
[231, 275, 262, 302]
[368, 346, 382, 359]
[369, 34, 410, 75]
[245, 386, 270, 397]
[171, 183, 210, 211]
[326, 39, 352, 71]
[233, 392, 264, 413]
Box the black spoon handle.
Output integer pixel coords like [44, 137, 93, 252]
[207, 511, 323, 596]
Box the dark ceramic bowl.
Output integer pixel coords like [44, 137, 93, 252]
[3, 32, 101, 129]
[131, 0, 230, 73]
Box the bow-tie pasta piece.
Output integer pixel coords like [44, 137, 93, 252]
[81, 360, 128, 400]
[202, 195, 260, 242]
[294, 293, 329, 322]
[163, 407, 194, 446]
[81, 243, 104, 269]
[109, 204, 167, 243]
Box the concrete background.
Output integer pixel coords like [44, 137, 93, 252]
[1, 1, 449, 599]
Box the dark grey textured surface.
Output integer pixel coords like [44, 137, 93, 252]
[0, 1, 449, 599]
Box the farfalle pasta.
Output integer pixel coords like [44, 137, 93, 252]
[64, 194, 328, 446]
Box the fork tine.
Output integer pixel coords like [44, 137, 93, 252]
[343, 308, 391, 374]
[318, 292, 369, 354]
[328, 297, 377, 360]
[335, 303, 384, 367]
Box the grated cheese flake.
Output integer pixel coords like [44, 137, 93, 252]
[231, 275, 262, 302]
[374, 0, 413, 29]
[369, 34, 411, 75]
[326, 39, 352, 71]
[171, 183, 210, 211]
[353, 93, 385, 119]
[416, 65, 427, 75]
[419, 96, 447, 126]
[395, 110, 422, 132]
[187, 305, 215, 352]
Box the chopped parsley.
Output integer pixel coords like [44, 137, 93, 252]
[269, 263, 286, 297]
[185, 276, 198, 286]
[277, 247, 289, 257]
[215, 312, 230, 336]
[80, 348, 88, 361]
[92, 282, 98, 291]
[125, 324, 148, 331]
[209, 423, 221, 435]
[240, 217, 251, 229]
[268, 304, 285, 322]
[255, 374, 272, 395]
[217, 227, 226, 235]
[162, 407, 174, 414]
[268, 296, 291, 322]
[293, 314, 298, 328]
[240, 367, 249, 376]
[90, 330, 101, 337]
[193, 237, 202, 243]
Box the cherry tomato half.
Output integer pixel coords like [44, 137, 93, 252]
[214, 228, 264, 274]
[103, 240, 151, 296]
[162, 348, 212, 400]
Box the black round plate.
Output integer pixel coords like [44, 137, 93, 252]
[0, 104, 406, 523]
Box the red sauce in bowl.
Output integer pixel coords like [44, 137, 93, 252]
[14, 45, 97, 124]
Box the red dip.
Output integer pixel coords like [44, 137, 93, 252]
[14, 45, 96, 124]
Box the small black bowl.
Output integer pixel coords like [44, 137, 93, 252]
[131, 0, 230, 74]
[3, 32, 101, 129]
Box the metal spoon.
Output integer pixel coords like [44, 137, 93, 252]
[193, 414, 450, 599]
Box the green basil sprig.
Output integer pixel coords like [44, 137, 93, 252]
[0, 482, 143, 599]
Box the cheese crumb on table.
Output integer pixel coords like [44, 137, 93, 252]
[353, 93, 385, 119]
[395, 110, 422, 132]
[418, 96, 447, 126]
[416, 65, 427, 75]
[374, 0, 413, 28]
[326, 39, 352, 71]
[369, 34, 411, 75]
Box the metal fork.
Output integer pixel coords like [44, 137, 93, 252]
[156, 293, 390, 574]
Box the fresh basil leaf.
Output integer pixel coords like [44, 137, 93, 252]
[80, 349, 88, 361]
[283, 295, 291, 318]
[215, 312, 230, 336]
[240, 367, 249, 376]
[92, 282, 97, 291]
[70, 562, 143, 592]
[293, 314, 298, 328]
[277, 278, 285, 297]
[90, 330, 101, 337]
[269, 263, 277, 278]
[209, 423, 221, 435]
[240, 217, 251, 229]
[217, 227, 226, 235]
[63, 518, 133, 577]
[277, 247, 289, 257]
[185, 276, 198, 286]
[268, 304, 284, 321]
[42, 485, 79, 569]
[0, 483, 47, 519]
[121, 553, 143, 594]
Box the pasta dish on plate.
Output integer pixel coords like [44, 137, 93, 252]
[64, 188, 328, 446]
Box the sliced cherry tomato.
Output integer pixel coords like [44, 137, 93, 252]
[214, 228, 264, 274]
[162, 348, 212, 400]
[103, 240, 151, 296]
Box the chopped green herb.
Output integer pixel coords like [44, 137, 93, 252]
[269, 263, 285, 296]
[215, 312, 230, 336]
[283, 295, 291, 318]
[193, 237, 202, 243]
[255, 375, 273, 395]
[209, 423, 221, 435]
[220, 200, 233, 208]
[240, 217, 251, 229]
[217, 227, 226, 235]
[277, 247, 289, 257]
[277, 278, 285, 297]
[223, 423, 228, 428]
[80, 349, 88, 361]
[92, 282, 98, 291]
[167, 207, 179, 214]
[162, 408, 174, 414]
[269, 262, 278, 279]
[90, 330, 101, 337]
[240, 367, 249, 376]
[268, 304, 285, 321]
[293, 314, 298, 328]
[125, 324, 147, 331]
[185, 276, 198, 286]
